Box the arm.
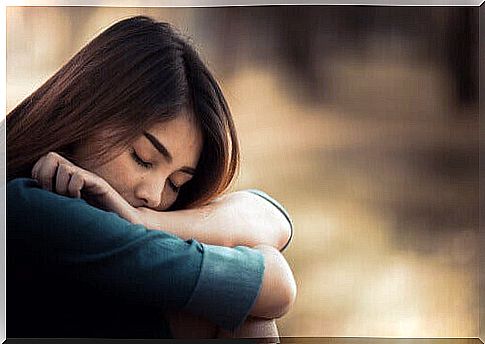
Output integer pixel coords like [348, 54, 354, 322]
[8, 178, 296, 333]
[139, 190, 293, 251]
[168, 243, 296, 338]
[29, 153, 296, 328]
[32, 152, 293, 251]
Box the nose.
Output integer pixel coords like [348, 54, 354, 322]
[134, 176, 165, 209]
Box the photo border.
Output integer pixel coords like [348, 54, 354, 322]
[2, 1, 483, 342]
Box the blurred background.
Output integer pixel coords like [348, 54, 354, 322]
[6, 6, 479, 337]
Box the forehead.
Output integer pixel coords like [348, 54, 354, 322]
[143, 116, 203, 167]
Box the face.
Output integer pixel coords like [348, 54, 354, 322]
[74, 114, 203, 211]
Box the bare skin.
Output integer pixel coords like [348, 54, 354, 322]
[31, 115, 296, 338]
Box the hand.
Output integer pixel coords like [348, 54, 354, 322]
[31, 152, 142, 224]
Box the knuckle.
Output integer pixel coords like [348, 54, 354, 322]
[72, 173, 84, 187]
[56, 164, 65, 173]
[58, 163, 70, 173]
[46, 152, 58, 160]
[72, 171, 82, 179]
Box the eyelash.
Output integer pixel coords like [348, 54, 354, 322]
[130, 148, 181, 193]
[131, 149, 152, 169]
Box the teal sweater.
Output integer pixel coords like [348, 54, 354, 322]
[7, 178, 292, 338]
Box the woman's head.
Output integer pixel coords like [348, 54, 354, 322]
[75, 112, 203, 211]
[7, 16, 239, 209]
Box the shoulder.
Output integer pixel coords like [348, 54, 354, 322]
[6, 177, 132, 241]
[7, 177, 39, 198]
[7, 178, 49, 217]
[7, 177, 90, 218]
[8, 177, 68, 206]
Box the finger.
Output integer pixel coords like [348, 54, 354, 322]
[55, 164, 72, 196]
[48, 151, 74, 167]
[31, 156, 46, 181]
[68, 172, 84, 198]
[38, 155, 60, 192]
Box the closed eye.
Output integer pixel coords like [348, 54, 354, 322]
[131, 149, 152, 169]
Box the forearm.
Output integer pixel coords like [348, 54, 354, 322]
[139, 202, 232, 247]
[138, 190, 292, 250]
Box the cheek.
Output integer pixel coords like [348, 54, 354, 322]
[89, 156, 137, 198]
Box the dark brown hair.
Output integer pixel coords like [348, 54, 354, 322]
[7, 15, 239, 210]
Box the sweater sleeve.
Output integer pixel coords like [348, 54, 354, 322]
[7, 178, 264, 331]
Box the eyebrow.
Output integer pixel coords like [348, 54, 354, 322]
[143, 131, 196, 176]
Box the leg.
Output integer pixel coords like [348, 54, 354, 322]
[167, 310, 279, 342]
[217, 316, 279, 342]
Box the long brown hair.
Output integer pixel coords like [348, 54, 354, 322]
[7, 16, 239, 210]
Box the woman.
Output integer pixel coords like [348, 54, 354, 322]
[7, 15, 296, 339]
